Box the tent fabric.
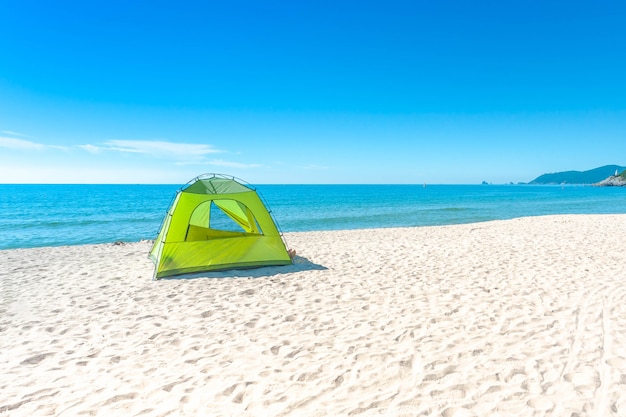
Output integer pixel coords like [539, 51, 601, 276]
[149, 174, 291, 279]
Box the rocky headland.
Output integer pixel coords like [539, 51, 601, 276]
[594, 173, 626, 186]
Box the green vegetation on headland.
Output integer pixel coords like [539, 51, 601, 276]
[529, 165, 626, 185]
[594, 169, 626, 187]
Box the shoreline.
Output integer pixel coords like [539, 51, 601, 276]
[3, 214, 626, 416]
[3, 183, 626, 251]
[1, 212, 623, 252]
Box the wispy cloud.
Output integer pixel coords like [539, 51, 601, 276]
[78, 144, 102, 153]
[106, 140, 221, 158]
[1, 131, 32, 138]
[78, 139, 223, 161]
[0, 136, 45, 150]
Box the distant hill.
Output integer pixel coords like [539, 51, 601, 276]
[530, 165, 626, 184]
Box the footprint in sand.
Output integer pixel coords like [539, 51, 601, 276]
[441, 406, 476, 417]
[527, 396, 555, 411]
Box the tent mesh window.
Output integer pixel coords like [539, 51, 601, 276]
[208, 200, 262, 233]
[185, 199, 262, 241]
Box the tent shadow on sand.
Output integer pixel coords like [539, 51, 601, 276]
[161, 255, 327, 280]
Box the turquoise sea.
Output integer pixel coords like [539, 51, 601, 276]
[1, 184, 626, 250]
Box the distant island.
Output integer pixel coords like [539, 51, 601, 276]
[529, 165, 626, 185]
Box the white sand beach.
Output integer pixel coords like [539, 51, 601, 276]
[2, 214, 626, 417]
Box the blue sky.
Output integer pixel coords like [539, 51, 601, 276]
[1, 0, 625, 184]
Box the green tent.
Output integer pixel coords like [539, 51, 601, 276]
[149, 174, 292, 279]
